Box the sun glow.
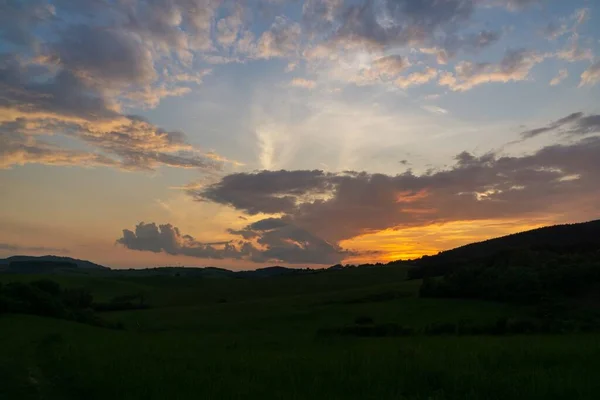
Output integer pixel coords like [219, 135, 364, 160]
[341, 218, 554, 264]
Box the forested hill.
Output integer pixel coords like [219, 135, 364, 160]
[407, 219, 600, 279]
[0, 256, 108, 271]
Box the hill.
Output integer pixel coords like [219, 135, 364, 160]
[407, 219, 600, 279]
[0, 255, 108, 272]
[108, 265, 322, 279]
[407, 220, 600, 306]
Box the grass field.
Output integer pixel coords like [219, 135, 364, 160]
[2, 265, 599, 399]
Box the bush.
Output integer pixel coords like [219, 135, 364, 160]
[30, 279, 62, 296]
[354, 316, 374, 325]
[0, 279, 121, 329]
[62, 288, 93, 309]
[424, 323, 457, 335]
[93, 293, 150, 312]
[318, 323, 413, 338]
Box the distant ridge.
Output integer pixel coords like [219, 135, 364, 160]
[0, 255, 108, 271]
[109, 265, 317, 278]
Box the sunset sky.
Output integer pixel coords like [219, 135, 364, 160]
[1, 0, 600, 269]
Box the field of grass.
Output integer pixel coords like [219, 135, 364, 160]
[2, 265, 599, 399]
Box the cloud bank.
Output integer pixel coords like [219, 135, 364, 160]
[119, 119, 600, 264]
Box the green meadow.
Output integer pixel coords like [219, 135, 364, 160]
[2, 266, 599, 400]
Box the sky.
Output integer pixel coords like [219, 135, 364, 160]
[1, 0, 600, 269]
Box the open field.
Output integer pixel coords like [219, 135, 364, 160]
[2, 265, 599, 400]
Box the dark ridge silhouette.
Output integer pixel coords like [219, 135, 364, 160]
[7, 261, 78, 273]
[237, 266, 316, 278]
[0, 255, 108, 271]
[406, 219, 600, 279]
[109, 265, 319, 278]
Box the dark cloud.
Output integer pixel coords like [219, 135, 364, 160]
[0, 0, 55, 47]
[0, 55, 119, 121]
[251, 219, 347, 264]
[51, 25, 157, 87]
[117, 220, 348, 264]
[248, 218, 291, 231]
[192, 135, 600, 245]
[520, 112, 600, 138]
[196, 169, 338, 214]
[332, 0, 475, 50]
[117, 222, 238, 259]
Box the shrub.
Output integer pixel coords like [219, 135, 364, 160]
[62, 288, 93, 309]
[424, 323, 457, 335]
[354, 316, 374, 325]
[30, 279, 62, 296]
[317, 323, 413, 338]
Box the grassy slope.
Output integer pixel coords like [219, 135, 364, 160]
[2, 265, 599, 400]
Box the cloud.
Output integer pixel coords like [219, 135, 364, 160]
[395, 68, 439, 88]
[493, 0, 541, 11]
[216, 4, 246, 47]
[256, 16, 302, 59]
[556, 36, 594, 63]
[191, 134, 600, 246]
[439, 49, 546, 91]
[550, 69, 568, 86]
[542, 22, 568, 41]
[302, 0, 343, 34]
[117, 220, 348, 264]
[290, 78, 317, 89]
[0, 116, 222, 171]
[50, 24, 158, 87]
[421, 30, 502, 64]
[580, 62, 600, 88]
[334, 0, 475, 49]
[121, 0, 221, 53]
[299, 0, 505, 83]
[0, 0, 55, 47]
[0, 130, 118, 169]
[520, 112, 600, 138]
[368, 55, 410, 79]
[117, 222, 234, 259]
[195, 169, 337, 215]
[542, 8, 589, 41]
[422, 105, 449, 115]
[0, 55, 119, 121]
[0, 2, 235, 171]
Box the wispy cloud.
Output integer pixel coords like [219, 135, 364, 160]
[290, 78, 317, 89]
[550, 69, 569, 86]
[580, 62, 600, 87]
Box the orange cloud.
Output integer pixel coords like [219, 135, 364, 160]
[395, 189, 429, 203]
[341, 218, 553, 264]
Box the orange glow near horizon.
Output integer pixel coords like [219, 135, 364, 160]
[340, 218, 554, 264]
